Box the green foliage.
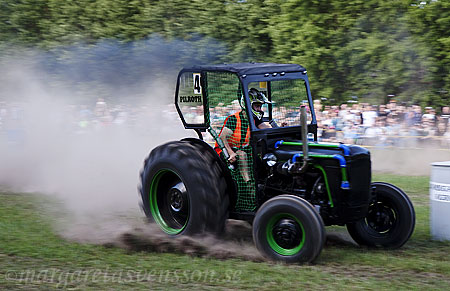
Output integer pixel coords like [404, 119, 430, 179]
[0, 0, 449, 107]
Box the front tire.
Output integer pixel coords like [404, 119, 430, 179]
[253, 195, 325, 263]
[346, 182, 415, 248]
[140, 141, 229, 236]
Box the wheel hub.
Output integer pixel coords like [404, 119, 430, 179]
[150, 169, 190, 235]
[367, 202, 395, 233]
[169, 189, 183, 212]
[168, 182, 187, 212]
[273, 218, 302, 249]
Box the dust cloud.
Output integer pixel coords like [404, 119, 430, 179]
[0, 56, 187, 240]
[0, 51, 268, 262]
[371, 148, 450, 176]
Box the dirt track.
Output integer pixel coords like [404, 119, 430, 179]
[58, 215, 358, 262]
[115, 220, 265, 262]
[115, 220, 357, 262]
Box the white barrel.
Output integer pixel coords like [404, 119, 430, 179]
[430, 161, 450, 241]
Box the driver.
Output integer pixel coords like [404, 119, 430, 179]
[215, 88, 273, 181]
[248, 88, 272, 129]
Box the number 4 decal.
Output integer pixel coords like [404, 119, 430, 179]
[193, 73, 201, 94]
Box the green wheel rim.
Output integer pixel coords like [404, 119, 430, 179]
[266, 213, 305, 256]
[149, 169, 189, 235]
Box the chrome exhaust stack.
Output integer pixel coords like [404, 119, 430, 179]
[299, 105, 309, 172]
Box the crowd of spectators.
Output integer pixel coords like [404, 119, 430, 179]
[313, 100, 450, 149]
[1, 98, 449, 149]
[206, 99, 450, 149]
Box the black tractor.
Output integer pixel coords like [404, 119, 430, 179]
[139, 63, 415, 263]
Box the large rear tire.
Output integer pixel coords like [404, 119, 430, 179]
[253, 195, 325, 263]
[346, 182, 415, 248]
[140, 141, 229, 236]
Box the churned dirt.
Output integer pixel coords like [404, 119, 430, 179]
[114, 220, 265, 262]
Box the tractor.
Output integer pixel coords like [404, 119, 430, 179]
[139, 63, 415, 263]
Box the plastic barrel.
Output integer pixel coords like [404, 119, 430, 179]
[430, 161, 450, 241]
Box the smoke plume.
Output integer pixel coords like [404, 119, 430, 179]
[0, 40, 271, 261]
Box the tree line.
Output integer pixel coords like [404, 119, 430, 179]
[0, 0, 448, 108]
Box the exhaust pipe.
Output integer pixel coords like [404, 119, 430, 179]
[278, 106, 311, 175]
[299, 105, 309, 172]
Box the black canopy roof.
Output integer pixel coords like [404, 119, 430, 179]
[186, 62, 306, 76]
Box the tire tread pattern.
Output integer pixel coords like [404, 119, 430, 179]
[140, 141, 229, 235]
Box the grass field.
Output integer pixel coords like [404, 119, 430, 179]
[1, 174, 450, 290]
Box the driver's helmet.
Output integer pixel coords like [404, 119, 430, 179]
[248, 88, 271, 121]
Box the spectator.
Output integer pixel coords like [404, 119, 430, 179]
[440, 106, 450, 134]
[362, 105, 377, 127]
[423, 107, 436, 126]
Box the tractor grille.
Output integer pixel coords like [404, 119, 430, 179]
[341, 153, 372, 222]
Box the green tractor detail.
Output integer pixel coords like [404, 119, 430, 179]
[139, 63, 415, 263]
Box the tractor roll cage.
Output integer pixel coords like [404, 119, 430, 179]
[175, 62, 317, 136]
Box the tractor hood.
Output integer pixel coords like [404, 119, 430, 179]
[272, 141, 370, 161]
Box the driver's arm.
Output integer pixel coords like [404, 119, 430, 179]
[257, 122, 271, 129]
[258, 121, 287, 129]
[219, 127, 237, 163]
